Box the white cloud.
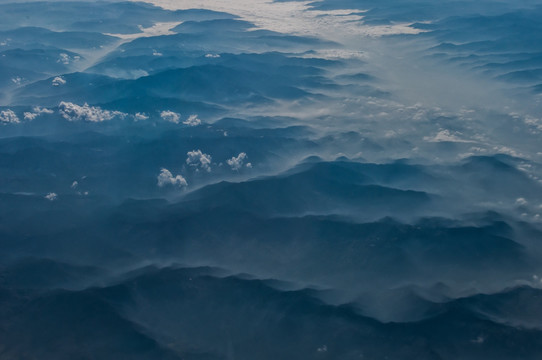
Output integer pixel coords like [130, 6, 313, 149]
[227, 152, 248, 171]
[160, 110, 181, 124]
[147, 0, 424, 39]
[34, 106, 54, 114]
[157, 168, 188, 187]
[134, 112, 149, 121]
[0, 109, 20, 124]
[205, 53, 220, 58]
[183, 114, 201, 126]
[45, 192, 58, 201]
[105, 21, 181, 42]
[424, 129, 472, 143]
[59, 102, 127, 122]
[24, 112, 39, 121]
[11, 76, 22, 85]
[23, 106, 54, 121]
[493, 146, 521, 157]
[71, 181, 78, 189]
[516, 198, 528, 206]
[52, 76, 66, 86]
[186, 150, 212, 172]
[58, 53, 70, 65]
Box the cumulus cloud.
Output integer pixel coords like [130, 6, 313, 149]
[23, 106, 54, 121]
[160, 110, 180, 123]
[227, 152, 249, 170]
[34, 106, 54, 114]
[186, 150, 212, 172]
[23, 112, 39, 121]
[52, 76, 66, 86]
[134, 112, 149, 121]
[205, 53, 220, 58]
[157, 168, 188, 187]
[58, 53, 70, 65]
[44, 192, 58, 201]
[183, 114, 201, 126]
[0, 110, 20, 124]
[59, 102, 127, 122]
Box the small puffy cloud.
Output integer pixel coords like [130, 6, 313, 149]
[34, 106, 54, 114]
[23, 106, 53, 121]
[52, 76, 66, 86]
[227, 152, 248, 171]
[71, 181, 78, 189]
[0, 109, 20, 124]
[134, 112, 149, 121]
[24, 112, 39, 121]
[157, 168, 188, 187]
[183, 114, 201, 126]
[205, 53, 220, 58]
[59, 102, 127, 122]
[58, 53, 70, 65]
[45, 192, 58, 201]
[187, 150, 212, 172]
[160, 110, 180, 124]
[317, 345, 328, 352]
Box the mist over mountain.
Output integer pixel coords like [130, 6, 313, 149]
[1, 0, 542, 359]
